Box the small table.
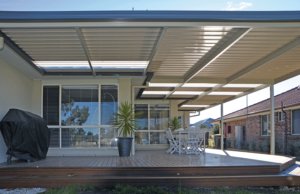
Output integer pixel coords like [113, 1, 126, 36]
[172, 130, 206, 154]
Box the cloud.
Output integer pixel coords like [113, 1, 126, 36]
[223, 2, 252, 10]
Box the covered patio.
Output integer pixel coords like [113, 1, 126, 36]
[1, 10, 300, 188]
[1, 11, 300, 157]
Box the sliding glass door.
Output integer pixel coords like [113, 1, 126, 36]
[135, 104, 169, 145]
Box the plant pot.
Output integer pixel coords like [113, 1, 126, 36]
[117, 137, 133, 157]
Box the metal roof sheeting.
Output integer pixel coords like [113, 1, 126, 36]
[211, 86, 300, 122]
[0, 11, 300, 22]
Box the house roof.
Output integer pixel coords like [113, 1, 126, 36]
[0, 11, 300, 22]
[1, 11, 300, 112]
[211, 86, 300, 122]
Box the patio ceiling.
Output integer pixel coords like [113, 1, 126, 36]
[0, 11, 300, 111]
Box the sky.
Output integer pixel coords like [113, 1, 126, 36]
[0, 0, 299, 123]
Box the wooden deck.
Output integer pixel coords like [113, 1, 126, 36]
[0, 149, 294, 168]
[0, 149, 299, 188]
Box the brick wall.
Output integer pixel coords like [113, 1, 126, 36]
[224, 109, 300, 152]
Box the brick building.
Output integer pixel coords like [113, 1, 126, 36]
[211, 87, 300, 153]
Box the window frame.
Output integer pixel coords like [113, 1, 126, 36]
[278, 111, 284, 122]
[134, 103, 169, 145]
[42, 83, 119, 149]
[261, 114, 270, 136]
[291, 108, 300, 135]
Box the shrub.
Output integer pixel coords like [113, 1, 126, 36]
[275, 138, 282, 155]
[232, 138, 238, 149]
[249, 139, 256, 151]
[226, 137, 232, 148]
[257, 141, 264, 152]
[264, 139, 270, 153]
[287, 141, 300, 156]
[82, 184, 95, 191]
[240, 140, 249, 150]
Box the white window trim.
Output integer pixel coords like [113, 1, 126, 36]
[261, 114, 270, 136]
[42, 83, 119, 149]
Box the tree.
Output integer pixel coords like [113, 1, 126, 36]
[199, 123, 207, 129]
[213, 124, 220, 134]
[62, 105, 90, 126]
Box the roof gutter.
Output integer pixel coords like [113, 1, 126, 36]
[190, 111, 200, 117]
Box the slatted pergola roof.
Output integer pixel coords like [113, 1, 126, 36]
[0, 11, 300, 111]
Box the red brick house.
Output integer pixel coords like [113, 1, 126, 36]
[211, 86, 300, 153]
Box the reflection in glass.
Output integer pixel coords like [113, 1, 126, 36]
[101, 85, 118, 125]
[61, 85, 99, 126]
[135, 104, 148, 130]
[49, 128, 60, 148]
[150, 104, 169, 130]
[150, 132, 168, 144]
[100, 127, 117, 147]
[135, 132, 149, 145]
[62, 128, 99, 148]
[43, 86, 59, 125]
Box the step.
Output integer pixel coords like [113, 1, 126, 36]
[1, 174, 300, 188]
[0, 165, 283, 177]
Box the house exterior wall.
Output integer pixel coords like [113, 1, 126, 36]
[0, 58, 33, 163]
[224, 109, 300, 153]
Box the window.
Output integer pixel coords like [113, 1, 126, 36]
[261, 114, 270, 136]
[278, 112, 284, 122]
[61, 85, 99, 126]
[135, 104, 149, 130]
[292, 109, 300, 135]
[43, 84, 118, 149]
[135, 104, 169, 145]
[101, 85, 118, 125]
[43, 86, 59, 125]
[62, 128, 99, 148]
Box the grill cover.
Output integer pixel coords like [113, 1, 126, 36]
[0, 109, 50, 161]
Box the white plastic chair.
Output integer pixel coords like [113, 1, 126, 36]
[165, 128, 180, 154]
[185, 128, 205, 154]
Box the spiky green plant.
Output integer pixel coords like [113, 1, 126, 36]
[110, 101, 142, 137]
[169, 117, 181, 132]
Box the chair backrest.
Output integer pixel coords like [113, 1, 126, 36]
[165, 128, 176, 143]
[187, 128, 200, 141]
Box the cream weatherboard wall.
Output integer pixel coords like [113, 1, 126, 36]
[0, 58, 34, 163]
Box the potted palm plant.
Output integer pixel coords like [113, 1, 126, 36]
[110, 101, 142, 157]
[169, 116, 182, 132]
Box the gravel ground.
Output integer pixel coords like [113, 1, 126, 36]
[0, 188, 46, 194]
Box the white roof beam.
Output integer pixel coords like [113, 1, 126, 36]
[75, 27, 96, 77]
[143, 27, 168, 76]
[165, 28, 252, 99]
[194, 84, 270, 111]
[275, 68, 300, 84]
[150, 78, 274, 84]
